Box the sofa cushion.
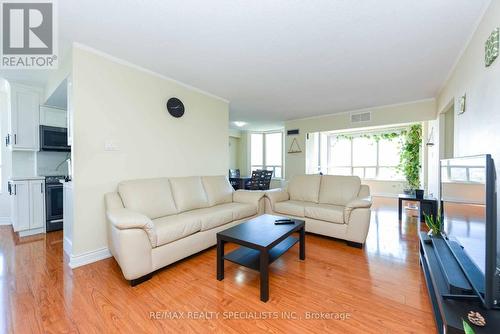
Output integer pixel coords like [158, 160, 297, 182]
[169, 176, 209, 212]
[183, 204, 234, 231]
[288, 175, 321, 203]
[118, 178, 177, 219]
[202, 176, 234, 206]
[226, 202, 257, 221]
[274, 200, 306, 217]
[153, 214, 202, 246]
[305, 203, 345, 224]
[319, 175, 361, 206]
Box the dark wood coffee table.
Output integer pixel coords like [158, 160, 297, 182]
[216, 214, 305, 302]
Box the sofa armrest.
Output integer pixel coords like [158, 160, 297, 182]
[358, 184, 370, 198]
[233, 190, 265, 206]
[264, 189, 289, 209]
[345, 197, 372, 209]
[344, 197, 372, 224]
[106, 208, 157, 247]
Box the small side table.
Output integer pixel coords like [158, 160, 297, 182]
[398, 194, 438, 223]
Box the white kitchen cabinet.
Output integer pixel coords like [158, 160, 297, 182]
[10, 178, 46, 236]
[30, 180, 46, 229]
[8, 84, 42, 151]
[10, 180, 30, 232]
[40, 106, 67, 128]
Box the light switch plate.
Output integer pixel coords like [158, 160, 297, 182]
[104, 140, 119, 151]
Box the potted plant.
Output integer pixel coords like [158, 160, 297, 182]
[399, 124, 424, 198]
[423, 211, 443, 237]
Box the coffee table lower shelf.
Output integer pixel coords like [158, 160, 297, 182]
[224, 236, 298, 271]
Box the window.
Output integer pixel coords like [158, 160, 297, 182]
[250, 132, 283, 178]
[328, 136, 351, 175]
[308, 129, 406, 180]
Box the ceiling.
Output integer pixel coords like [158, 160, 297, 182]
[0, 0, 491, 130]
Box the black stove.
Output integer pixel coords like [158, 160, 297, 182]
[45, 175, 66, 184]
[44, 175, 65, 232]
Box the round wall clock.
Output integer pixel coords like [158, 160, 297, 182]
[166, 97, 185, 118]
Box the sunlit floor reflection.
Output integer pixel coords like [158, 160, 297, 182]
[365, 197, 420, 263]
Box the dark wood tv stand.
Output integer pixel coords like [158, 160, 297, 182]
[419, 232, 500, 333]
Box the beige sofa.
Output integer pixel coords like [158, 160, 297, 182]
[105, 176, 264, 284]
[264, 175, 372, 247]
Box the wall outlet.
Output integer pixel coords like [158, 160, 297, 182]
[104, 140, 119, 151]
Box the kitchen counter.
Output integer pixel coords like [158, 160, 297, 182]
[10, 176, 45, 181]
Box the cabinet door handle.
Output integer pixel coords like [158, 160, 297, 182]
[14, 185, 16, 195]
[41, 183, 43, 193]
[14, 134, 17, 145]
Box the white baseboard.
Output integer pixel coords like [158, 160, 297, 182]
[69, 247, 112, 269]
[63, 236, 72, 257]
[18, 227, 45, 237]
[372, 193, 400, 198]
[0, 217, 11, 225]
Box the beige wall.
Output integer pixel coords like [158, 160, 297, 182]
[228, 136, 240, 170]
[71, 45, 229, 255]
[284, 99, 437, 179]
[437, 0, 500, 210]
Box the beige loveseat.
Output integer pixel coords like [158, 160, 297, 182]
[264, 175, 372, 247]
[105, 176, 264, 284]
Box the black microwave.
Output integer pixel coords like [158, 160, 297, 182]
[40, 125, 70, 151]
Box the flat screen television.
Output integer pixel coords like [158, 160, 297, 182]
[441, 154, 499, 309]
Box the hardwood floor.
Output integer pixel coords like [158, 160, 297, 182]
[0, 198, 436, 333]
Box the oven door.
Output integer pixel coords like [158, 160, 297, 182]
[40, 125, 71, 151]
[45, 183, 63, 232]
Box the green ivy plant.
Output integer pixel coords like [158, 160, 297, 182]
[398, 124, 422, 190]
[335, 131, 404, 142]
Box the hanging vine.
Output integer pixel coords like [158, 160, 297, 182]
[333, 129, 406, 143]
[397, 124, 422, 190]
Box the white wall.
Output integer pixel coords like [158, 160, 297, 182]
[362, 180, 406, 197]
[437, 0, 500, 214]
[70, 45, 229, 256]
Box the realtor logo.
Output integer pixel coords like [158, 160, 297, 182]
[1, 0, 58, 68]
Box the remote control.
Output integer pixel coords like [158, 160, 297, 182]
[274, 220, 295, 225]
